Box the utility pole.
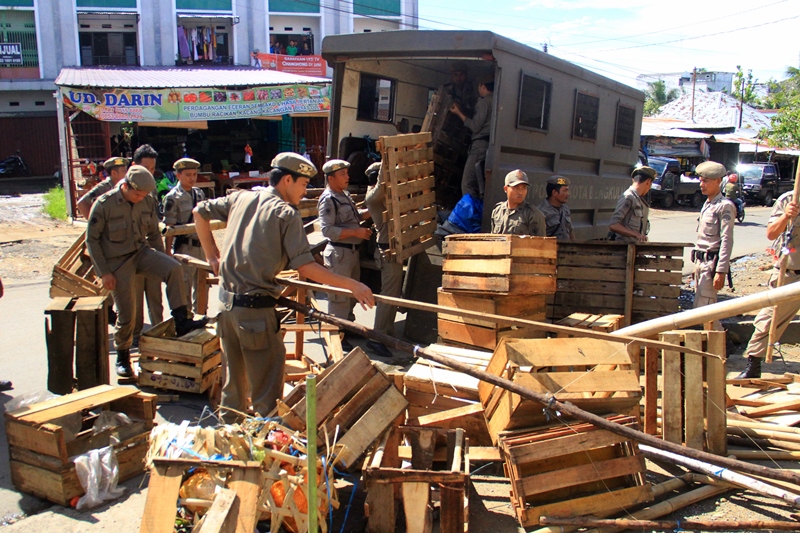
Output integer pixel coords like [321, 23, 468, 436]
[739, 75, 745, 129]
[691, 67, 697, 122]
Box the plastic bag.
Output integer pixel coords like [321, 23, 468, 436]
[74, 446, 125, 510]
[92, 411, 132, 440]
[447, 194, 483, 234]
[5, 390, 58, 412]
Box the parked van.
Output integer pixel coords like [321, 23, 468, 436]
[738, 162, 792, 206]
[321, 31, 645, 240]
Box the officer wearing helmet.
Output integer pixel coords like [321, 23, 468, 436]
[724, 172, 744, 218]
[317, 159, 372, 350]
[194, 153, 374, 421]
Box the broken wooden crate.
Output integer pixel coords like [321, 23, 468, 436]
[556, 312, 624, 335]
[5, 385, 155, 505]
[479, 338, 641, 443]
[548, 242, 687, 324]
[499, 414, 652, 528]
[641, 330, 727, 455]
[276, 347, 408, 468]
[442, 234, 557, 295]
[364, 426, 469, 533]
[50, 233, 107, 299]
[437, 288, 546, 350]
[379, 132, 438, 263]
[138, 318, 221, 395]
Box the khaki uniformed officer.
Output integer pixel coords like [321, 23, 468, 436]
[364, 161, 404, 359]
[163, 157, 206, 314]
[692, 161, 734, 320]
[194, 153, 374, 422]
[86, 167, 207, 377]
[318, 159, 372, 348]
[538, 175, 575, 240]
[738, 191, 800, 378]
[609, 166, 656, 243]
[77, 157, 129, 219]
[491, 170, 545, 236]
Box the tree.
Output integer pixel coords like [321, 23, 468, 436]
[733, 65, 760, 107]
[644, 80, 681, 116]
[765, 67, 800, 148]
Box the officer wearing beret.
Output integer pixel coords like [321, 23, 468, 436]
[163, 158, 206, 313]
[76, 157, 129, 219]
[538, 175, 575, 241]
[318, 159, 372, 349]
[194, 153, 374, 421]
[609, 166, 656, 243]
[692, 161, 735, 322]
[491, 170, 546, 236]
[364, 161, 403, 358]
[86, 167, 207, 377]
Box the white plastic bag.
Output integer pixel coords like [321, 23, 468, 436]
[73, 446, 125, 509]
[5, 390, 58, 412]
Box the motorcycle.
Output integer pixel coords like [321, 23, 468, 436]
[0, 151, 32, 177]
[735, 199, 746, 224]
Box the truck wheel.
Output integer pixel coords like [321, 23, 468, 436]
[660, 193, 674, 208]
[690, 191, 703, 208]
[764, 191, 774, 207]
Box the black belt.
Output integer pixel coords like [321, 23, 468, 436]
[377, 242, 390, 250]
[232, 293, 277, 309]
[692, 249, 719, 263]
[329, 242, 358, 250]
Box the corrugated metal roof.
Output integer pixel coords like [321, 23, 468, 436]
[55, 66, 329, 89]
[655, 90, 771, 133]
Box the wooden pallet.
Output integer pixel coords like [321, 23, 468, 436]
[50, 233, 107, 298]
[641, 330, 727, 454]
[364, 426, 469, 533]
[5, 385, 155, 505]
[442, 234, 557, 295]
[479, 338, 641, 443]
[379, 132, 438, 264]
[556, 313, 624, 334]
[548, 242, 687, 325]
[499, 415, 652, 528]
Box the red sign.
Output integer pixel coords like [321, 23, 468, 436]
[257, 53, 327, 78]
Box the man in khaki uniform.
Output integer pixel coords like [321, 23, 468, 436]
[194, 153, 374, 421]
[692, 161, 735, 316]
[609, 167, 656, 243]
[77, 157, 129, 218]
[86, 167, 207, 377]
[737, 191, 800, 378]
[491, 170, 545, 236]
[318, 159, 372, 349]
[538, 175, 575, 240]
[163, 157, 205, 313]
[364, 161, 403, 358]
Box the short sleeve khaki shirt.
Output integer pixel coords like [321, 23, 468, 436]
[610, 187, 649, 243]
[490, 201, 546, 236]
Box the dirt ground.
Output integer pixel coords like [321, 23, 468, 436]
[3, 193, 800, 532]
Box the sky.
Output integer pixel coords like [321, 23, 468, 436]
[413, 0, 800, 90]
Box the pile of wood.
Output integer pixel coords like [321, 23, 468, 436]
[49, 234, 107, 299]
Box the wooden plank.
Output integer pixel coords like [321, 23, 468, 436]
[11, 386, 136, 424]
[439, 485, 465, 533]
[661, 333, 683, 444]
[444, 258, 513, 276]
[514, 371, 641, 394]
[382, 132, 432, 149]
[396, 190, 436, 215]
[194, 488, 236, 533]
[635, 256, 683, 270]
[556, 279, 626, 295]
[319, 372, 392, 440]
[498, 337, 634, 368]
[394, 175, 435, 197]
[408, 428, 437, 470]
[624, 244, 635, 326]
[643, 346, 659, 435]
[396, 205, 437, 232]
[402, 482, 433, 533]
[139, 463, 185, 533]
[443, 240, 512, 257]
[139, 352, 221, 380]
[45, 308, 76, 395]
[521, 485, 652, 527]
[515, 454, 645, 498]
[394, 238, 435, 263]
[399, 220, 437, 245]
[387, 161, 435, 183]
[705, 332, 727, 455]
[506, 429, 630, 464]
[557, 266, 627, 282]
[10, 460, 77, 506]
[365, 482, 395, 533]
[635, 270, 683, 284]
[683, 332, 705, 450]
[225, 464, 262, 533]
[442, 274, 555, 294]
[138, 367, 220, 394]
[392, 146, 433, 165]
[742, 398, 800, 417]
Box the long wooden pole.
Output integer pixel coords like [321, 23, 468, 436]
[306, 374, 318, 533]
[541, 516, 800, 531]
[163, 220, 226, 236]
[275, 296, 800, 486]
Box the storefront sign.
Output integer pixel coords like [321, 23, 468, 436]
[257, 53, 327, 78]
[0, 43, 23, 65]
[61, 84, 330, 122]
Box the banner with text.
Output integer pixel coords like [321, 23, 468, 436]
[256, 53, 327, 78]
[61, 84, 330, 122]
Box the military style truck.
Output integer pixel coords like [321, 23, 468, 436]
[738, 162, 792, 206]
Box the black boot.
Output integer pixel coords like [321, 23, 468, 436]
[172, 306, 208, 337]
[735, 357, 762, 379]
[116, 349, 133, 378]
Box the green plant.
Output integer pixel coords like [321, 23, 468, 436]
[42, 186, 68, 220]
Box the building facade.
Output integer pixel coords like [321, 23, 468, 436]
[0, 0, 417, 175]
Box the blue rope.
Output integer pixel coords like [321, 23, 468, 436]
[322, 457, 334, 531]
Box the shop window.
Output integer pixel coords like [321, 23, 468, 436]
[614, 103, 636, 149]
[357, 73, 395, 123]
[0, 10, 38, 67]
[517, 72, 551, 132]
[177, 25, 231, 64]
[269, 34, 314, 55]
[79, 31, 138, 66]
[572, 90, 599, 141]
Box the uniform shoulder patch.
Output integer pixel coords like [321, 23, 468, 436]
[721, 212, 732, 222]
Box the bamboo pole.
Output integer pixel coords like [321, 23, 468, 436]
[306, 374, 318, 533]
[729, 425, 800, 444]
[729, 449, 800, 460]
[542, 516, 800, 531]
[163, 219, 226, 236]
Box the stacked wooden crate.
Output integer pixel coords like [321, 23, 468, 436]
[50, 233, 107, 299]
[438, 234, 555, 350]
[5, 385, 155, 505]
[556, 313, 624, 335]
[138, 318, 221, 395]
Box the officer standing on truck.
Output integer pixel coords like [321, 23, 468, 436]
[441, 62, 478, 119]
[692, 161, 735, 319]
[538, 175, 575, 240]
[450, 75, 494, 198]
[491, 170, 545, 236]
[608, 167, 656, 243]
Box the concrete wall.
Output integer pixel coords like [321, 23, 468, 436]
[140, 0, 177, 66]
[233, 0, 269, 65]
[37, 0, 79, 77]
[0, 89, 54, 114]
[352, 17, 399, 33]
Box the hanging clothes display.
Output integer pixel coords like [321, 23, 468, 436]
[178, 25, 221, 62]
[178, 26, 191, 60]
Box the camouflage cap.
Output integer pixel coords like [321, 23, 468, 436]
[696, 161, 726, 179]
[322, 159, 351, 175]
[103, 156, 129, 171]
[547, 175, 570, 187]
[505, 169, 529, 187]
[173, 157, 201, 171]
[126, 166, 156, 193]
[271, 152, 317, 178]
[632, 166, 657, 180]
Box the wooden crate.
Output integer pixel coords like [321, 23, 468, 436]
[437, 288, 547, 350]
[5, 385, 155, 505]
[556, 313, 624, 334]
[479, 338, 641, 443]
[548, 242, 687, 324]
[641, 330, 727, 454]
[499, 415, 652, 528]
[50, 233, 107, 299]
[442, 234, 557, 295]
[276, 347, 408, 468]
[379, 132, 438, 263]
[364, 426, 469, 533]
[138, 318, 221, 395]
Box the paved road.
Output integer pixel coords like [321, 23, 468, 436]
[649, 205, 773, 274]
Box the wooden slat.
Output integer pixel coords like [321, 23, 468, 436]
[683, 332, 705, 450]
[139, 464, 185, 533]
[396, 205, 437, 232]
[522, 485, 652, 527]
[643, 346, 659, 435]
[382, 132, 432, 148]
[557, 266, 626, 282]
[396, 190, 436, 215]
[505, 429, 630, 464]
[661, 333, 683, 444]
[444, 258, 513, 276]
[515, 454, 645, 498]
[705, 332, 727, 455]
[11, 385, 136, 424]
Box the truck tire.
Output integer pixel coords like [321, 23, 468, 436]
[690, 191, 703, 208]
[660, 193, 674, 208]
[764, 191, 774, 207]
